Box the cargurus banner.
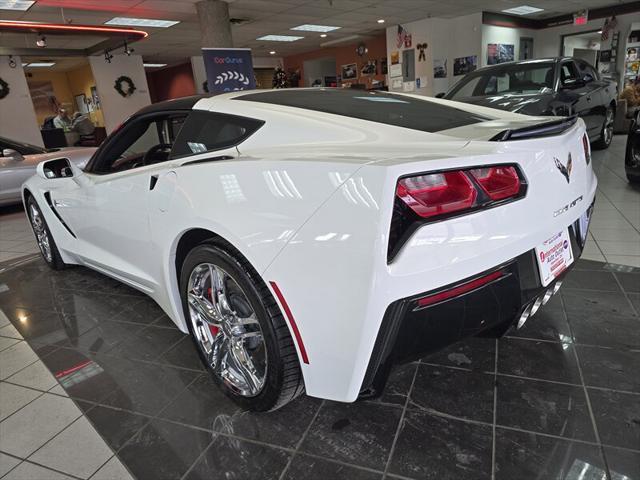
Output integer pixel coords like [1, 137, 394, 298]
[202, 47, 256, 93]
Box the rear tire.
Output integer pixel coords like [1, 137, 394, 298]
[592, 107, 614, 150]
[627, 173, 640, 184]
[26, 196, 66, 270]
[179, 241, 304, 411]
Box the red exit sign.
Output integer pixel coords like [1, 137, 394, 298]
[574, 10, 588, 25]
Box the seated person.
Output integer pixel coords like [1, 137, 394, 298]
[53, 108, 72, 130]
[620, 76, 640, 117]
[71, 112, 96, 136]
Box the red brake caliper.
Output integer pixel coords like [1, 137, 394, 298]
[207, 287, 220, 336]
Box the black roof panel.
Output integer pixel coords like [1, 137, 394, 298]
[235, 88, 489, 133]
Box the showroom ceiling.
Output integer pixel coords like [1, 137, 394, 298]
[0, 0, 632, 64]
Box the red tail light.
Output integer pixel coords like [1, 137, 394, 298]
[582, 133, 591, 164]
[396, 171, 477, 219]
[469, 166, 521, 201]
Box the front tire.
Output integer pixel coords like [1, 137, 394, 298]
[179, 241, 304, 411]
[26, 196, 66, 270]
[592, 106, 614, 150]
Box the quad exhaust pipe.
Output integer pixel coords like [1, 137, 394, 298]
[516, 280, 562, 329]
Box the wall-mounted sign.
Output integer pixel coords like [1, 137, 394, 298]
[573, 10, 588, 26]
[203, 47, 256, 93]
[389, 63, 402, 78]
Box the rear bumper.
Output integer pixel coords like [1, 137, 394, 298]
[359, 209, 591, 398]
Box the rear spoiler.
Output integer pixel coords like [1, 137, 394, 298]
[489, 115, 578, 142]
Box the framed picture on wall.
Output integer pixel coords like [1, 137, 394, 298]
[487, 43, 514, 65]
[434, 58, 447, 78]
[360, 60, 377, 76]
[453, 56, 477, 76]
[341, 63, 358, 80]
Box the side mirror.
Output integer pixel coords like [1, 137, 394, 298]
[435, 92, 446, 98]
[36, 158, 74, 180]
[561, 78, 586, 90]
[2, 148, 24, 161]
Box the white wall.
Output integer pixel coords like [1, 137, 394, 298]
[0, 56, 42, 147]
[481, 25, 537, 66]
[89, 54, 151, 133]
[386, 13, 482, 96]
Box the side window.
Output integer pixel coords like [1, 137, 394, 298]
[92, 113, 187, 174]
[170, 110, 264, 159]
[560, 62, 579, 85]
[450, 76, 482, 99]
[576, 60, 598, 82]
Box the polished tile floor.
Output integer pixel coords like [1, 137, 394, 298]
[0, 134, 639, 480]
[0, 253, 638, 480]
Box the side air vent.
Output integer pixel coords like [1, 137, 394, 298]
[490, 115, 578, 142]
[43, 192, 76, 238]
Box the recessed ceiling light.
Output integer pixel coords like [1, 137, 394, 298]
[377, 19, 385, 24]
[291, 24, 340, 32]
[0, 0, 34, 11]
[320, 33, 327, 38]
[105, 17, 179, 28]
[269, 51, 276, 55]
[257, 35, 304, 42]
[143, 63, 167, 68]
[502, 5, 544, 15]
[25, 62, 55, 67]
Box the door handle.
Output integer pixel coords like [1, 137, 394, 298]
[149, 175, 159, 190]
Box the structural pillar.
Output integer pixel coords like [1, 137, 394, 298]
[196, 0, 233, 47]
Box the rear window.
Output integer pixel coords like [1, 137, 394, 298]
[170, 110, 264, 159]
[235, 89, 488, 133]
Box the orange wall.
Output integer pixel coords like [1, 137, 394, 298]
[283, 34, 387, 88]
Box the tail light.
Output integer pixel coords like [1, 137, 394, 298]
[416, 269, 506, 308]
[582, 133, 591, 164]
[389, 164, 526, 261]
[396, 172, 476, 219]
[469, 166, 521, 201]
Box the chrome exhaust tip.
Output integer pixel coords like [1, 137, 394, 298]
[517, 304, 532, 329]
[542, 288, 554, 305]
[553, 281, 563, 295]
[529, 295, 544, 317]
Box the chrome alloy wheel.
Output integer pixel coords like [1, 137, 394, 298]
[187, 263, 267, 397]
[29, 204, 52, 263]
[603, 108, 614, 145]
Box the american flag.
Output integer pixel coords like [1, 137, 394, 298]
[397, 25, 408, 48]
[601, 15, 618, 41]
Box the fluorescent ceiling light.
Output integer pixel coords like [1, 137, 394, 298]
[25, 62, 55, 67]
[0, 0, 34, 11]
[502, 5, 544, 15]
[257, 35, 303, 42]
[143, 63, 167, 68]
[377, 19, 385, 24]
[105, 17, 179, 28]
[269, 51, 276, 55]
[291, 24, 340, 32]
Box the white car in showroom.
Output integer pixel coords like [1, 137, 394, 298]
[0, 136, 95, 206]
[22, 89, 596, 411]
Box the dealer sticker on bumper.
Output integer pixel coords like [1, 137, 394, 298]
[535, 229, 574, 287]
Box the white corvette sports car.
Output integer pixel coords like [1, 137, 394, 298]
[22, 89, 596, 411]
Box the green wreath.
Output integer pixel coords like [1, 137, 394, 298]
[0, 77, 9, 100]
[114, 75, 136, 97]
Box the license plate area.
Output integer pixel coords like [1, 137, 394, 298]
[535, 229, 574, 287]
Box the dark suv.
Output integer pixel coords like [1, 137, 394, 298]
[440, 57, 617, 149]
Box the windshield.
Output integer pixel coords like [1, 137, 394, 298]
[447, 62, 556, 100]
